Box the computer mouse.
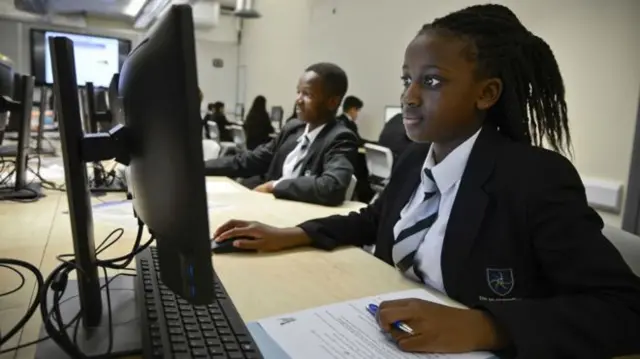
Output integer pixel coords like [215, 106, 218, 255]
[211, 236, 257, 254]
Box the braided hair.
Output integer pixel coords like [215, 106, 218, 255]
[420, 4, 571, 154]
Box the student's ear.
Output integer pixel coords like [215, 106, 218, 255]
[326, 96, 342, 113]
[476, 78, 502, 111]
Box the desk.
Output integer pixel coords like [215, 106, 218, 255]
[0, 177, 442, 359]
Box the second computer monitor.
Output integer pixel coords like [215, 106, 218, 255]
[119, 4, 214, 304]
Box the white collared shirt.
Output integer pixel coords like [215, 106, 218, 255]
[393, 128, 482, 293]
[278, 124, 325, 181]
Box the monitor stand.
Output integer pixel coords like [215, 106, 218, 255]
[0, 182, 43, 201]
[35, 275, 142, 359]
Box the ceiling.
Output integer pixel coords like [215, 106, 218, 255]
[49, 0, 237, 20]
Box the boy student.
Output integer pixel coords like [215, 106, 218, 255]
[212, 4, 640, 358]
[204, 63, 358, 207]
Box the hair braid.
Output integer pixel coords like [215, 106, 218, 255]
[419, 4, 571, 155]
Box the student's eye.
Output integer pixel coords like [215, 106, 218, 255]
[423, 76, 442, 88]
[400, 76, 411, 88]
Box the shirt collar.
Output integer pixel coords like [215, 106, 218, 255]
[343, 113, 353, 122]
[298, 124, 325, 144]
[422, 128, 482, 193]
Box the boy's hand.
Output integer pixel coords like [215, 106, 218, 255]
[253, 181, 275, 193]
[212, 220, 311, 252]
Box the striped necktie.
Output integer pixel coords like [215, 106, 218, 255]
[292, 135, 310, 172]
[392, 168, 439, 282]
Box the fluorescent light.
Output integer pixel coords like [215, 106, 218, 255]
[124, 0, 147, 17]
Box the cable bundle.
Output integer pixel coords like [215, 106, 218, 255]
[0, 221, 154, 358]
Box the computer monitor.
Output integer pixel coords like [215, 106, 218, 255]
[43, 4, 214, 356]
[384, 105, 402, 123]
[107, 73, 124, 125]
[0, 74, 42, 201]
[119, 4, 214, 303]
[270, 105, 283, 130]
[4, 73, 22, 132]
[0, 58, 13, 144]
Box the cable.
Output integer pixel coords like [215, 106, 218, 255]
[0, 273, 134, 355]
[0, 259, 45, 348]
[0, 264, 26, 297]
[0, 223, 148, 357]
[38, 223, 152, 359]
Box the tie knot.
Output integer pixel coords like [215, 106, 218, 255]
[300, 135, 310, 150]
[424, 168, 435, 183]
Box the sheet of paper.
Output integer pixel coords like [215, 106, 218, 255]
[257, 289, 494, 359]
[206, 181, 243, 195]
[91, 200, 139, 227]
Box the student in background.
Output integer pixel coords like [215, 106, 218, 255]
[337, 95, 374, 202]
[243, 95, 274, 150]
[205, 101, 232, 142]
[205, 63, 358, 206]
[378, 112, 413, 159]
[212, 4, 640, 358]
[337, 96, 364, 144]
[202, 103, 214, 139]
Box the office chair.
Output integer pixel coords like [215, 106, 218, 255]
[345, 175, 357, 202]
[363, 143, 394, 193]
[603, 225, 640, 277]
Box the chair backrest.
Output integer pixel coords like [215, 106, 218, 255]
[229, 125, 246, 151]
[201, 139, 221, 161]
[363, 143, 394, 180]
[345, 175, 357, 202]
[206, 121, 219, 141]
[603, 225, 640, 277]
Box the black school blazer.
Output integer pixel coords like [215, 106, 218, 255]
[204, 118, 358, 206]
[298, 125, 640, 358]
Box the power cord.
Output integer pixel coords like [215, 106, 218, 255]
[0, 272, 134, 355]
[0, 222, 151, 357]
[0, 263, 26, 298]
[0, 259, 45, 348]
[39, 222, 153, 359]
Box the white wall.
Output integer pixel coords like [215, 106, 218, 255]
[240, 0, 640, 227]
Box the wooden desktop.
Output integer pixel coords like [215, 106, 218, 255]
[0, 177, 443, 359]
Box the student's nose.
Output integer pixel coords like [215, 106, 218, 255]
[402, 82, 422, 108]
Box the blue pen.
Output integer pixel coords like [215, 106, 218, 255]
[366, 303, 414, 335]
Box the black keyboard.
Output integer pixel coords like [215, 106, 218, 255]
[136, 247, 263, 359]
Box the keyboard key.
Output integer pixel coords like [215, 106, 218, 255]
[191, 348, 208, 357]
[185, 324, 199, 332]
[203, 331, 219, 339]
[172, 344, 188, 353]
[170, 335, 186, 343]
[221, 335, 235, 343]
[165, 313, 179, 320]
[224, 343, 239, 351]
[229, 352, 244, 359]
[241, 343, 255, 352]
[169, 327, 183, 335]
[167, 320, 181, 328]
[218, 328, 231, 335]
[189, 339, 205, 348]
[187, 332, 202, 339]
[183, 317, 197, 325]
[206, 338, 222, 346]
[201, 323, 214, 330]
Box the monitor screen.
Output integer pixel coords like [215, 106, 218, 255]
[31, 29, 131, 87]
[384, 106, 402, 123]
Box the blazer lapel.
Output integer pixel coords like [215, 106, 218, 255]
[269, 126, 304, 178]
[297, 120, 336, 173]
[441, 126, 500, 297]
